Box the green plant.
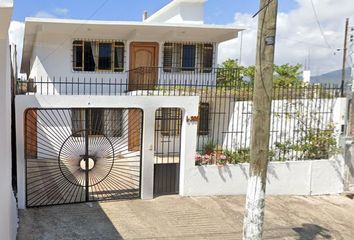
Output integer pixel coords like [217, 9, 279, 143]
[224, 149, 250, 164]
[271, 124, 340, 161]
[293, 126, 339, 160]
[202, 142, 217, 155]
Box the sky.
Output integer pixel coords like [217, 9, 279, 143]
[8, 0, 354, 75]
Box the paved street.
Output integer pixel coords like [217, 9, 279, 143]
[18, 195, 354, 240]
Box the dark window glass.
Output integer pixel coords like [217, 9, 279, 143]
[91, 109, 104, 135]
[73, 41, 83, 71]
[198, 103, 209, 135]
[98, 43, 112, 71]
[84, 42, 95, 71]
[163, 43, 173, 72]
[203, 44, 213, 73]
[114, 42, 124, 72]
[182, 45, 196, 71]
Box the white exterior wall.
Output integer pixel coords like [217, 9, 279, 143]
[16, 95, 199, 209]
[145, 0, 205, 24]
[28, 32, 218, 94]
[197, 97, 346, 153]
[0, 1, 18, 239]
[183, 157, 345, 196]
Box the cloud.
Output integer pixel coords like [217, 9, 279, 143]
[54, 8, 69, 16]
[34, 11, 56, 18]
[8, 21, 25, 71]
[218, 0, 354, 75]
[33, 8, 69, 18]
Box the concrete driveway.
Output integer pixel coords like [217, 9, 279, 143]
[17, 195, 354, 240]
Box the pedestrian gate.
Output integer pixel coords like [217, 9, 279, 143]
[25, 108, 143, 207]
[154, 108, 182, 196]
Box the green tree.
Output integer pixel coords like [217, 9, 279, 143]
[218, 60, 303, 87]
[217, 59, 253, 86]
[273, 63, 303, 87]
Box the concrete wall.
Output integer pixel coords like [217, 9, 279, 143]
[28, 32, 218, 91]
[182, 156, 345, 196]
[0, 1, 18, 239]
[16, 95, 199, 209]
[144, 0, 205, 24]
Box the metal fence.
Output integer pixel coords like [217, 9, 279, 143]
[17, 67, 342, 164]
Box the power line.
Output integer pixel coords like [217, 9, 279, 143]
[309, 0, 334, 50]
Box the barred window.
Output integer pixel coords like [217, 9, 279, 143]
[73, 40, 125, 72]
[73, 40, 83, 71]
[98, 43, 112, 71]
[159, 108, 182, 136]
[71, 109, 123, 137]
[114, 42, 125, 72]
[202, 44, 213, 73]
[182, 45, 196, 71]
[198, 103, 209, 135]
[163, 43, 214, 72]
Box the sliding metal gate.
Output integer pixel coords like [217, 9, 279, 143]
[25, 108, 143, 207]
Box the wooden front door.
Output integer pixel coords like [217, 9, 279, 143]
[25, 109, 37, 158]
[129, 42, 159, 91]
[128, 43, 158, 151]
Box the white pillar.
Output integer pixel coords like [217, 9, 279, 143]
[16, 105, 26, 209]
[179, 102, 199, 196]
[140, 108, 156, 199]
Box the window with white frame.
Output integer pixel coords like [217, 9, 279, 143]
[163, 43, 214, 73]
[73, 40, 125, 72]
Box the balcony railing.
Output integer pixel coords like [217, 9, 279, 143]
[16, 67, 243, 96]
[15, 67, 342, 162]
[16, 67, 340, 99]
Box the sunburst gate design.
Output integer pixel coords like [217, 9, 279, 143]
[58, 130, 115, 187]
[25, 108, 143, 207]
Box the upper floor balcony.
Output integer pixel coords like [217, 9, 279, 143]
[16, 66, 341, 100]
[17, 67, 244, 97]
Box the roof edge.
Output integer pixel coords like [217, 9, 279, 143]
[144, 0, 206, 23]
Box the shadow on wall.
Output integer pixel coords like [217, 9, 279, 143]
[17, 202, 124, 239]
[293, 224, 332, 240]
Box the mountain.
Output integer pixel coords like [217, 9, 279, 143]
[311, 67, 351, 86]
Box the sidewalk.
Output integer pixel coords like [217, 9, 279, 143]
[17, 195, 354, 239]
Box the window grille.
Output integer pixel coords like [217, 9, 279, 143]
[198, 103, 210, 135]
[158, 108, 182, 136]
[163, 42, 214, 73]
[73, 40, 125, 72]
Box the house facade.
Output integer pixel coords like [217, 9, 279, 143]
[15, 0, 346, 212]
[17, 0, 243, 209]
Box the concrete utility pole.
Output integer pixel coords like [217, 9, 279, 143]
[350, 26, 354, 93]
[341, 18, 349, 97]
[242, 0, 278, 240]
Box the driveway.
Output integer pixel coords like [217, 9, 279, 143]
[17, 195, 354, 239]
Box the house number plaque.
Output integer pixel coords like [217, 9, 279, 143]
[187, 116, 199, 123]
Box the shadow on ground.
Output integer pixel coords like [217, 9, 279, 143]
[17, 203, 122, 240]
[293, 224, 332, 240]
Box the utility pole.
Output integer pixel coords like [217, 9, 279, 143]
[341, 18, 349, 97]
[242, 0, 278, 240]
[350, 26, 354, 92]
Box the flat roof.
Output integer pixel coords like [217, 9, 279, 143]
[21, 17, 242, 73]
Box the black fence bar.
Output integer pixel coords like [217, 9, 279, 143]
[17, 67, 342, 164]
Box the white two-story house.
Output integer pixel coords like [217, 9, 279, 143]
[16, 0, 242, 208]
